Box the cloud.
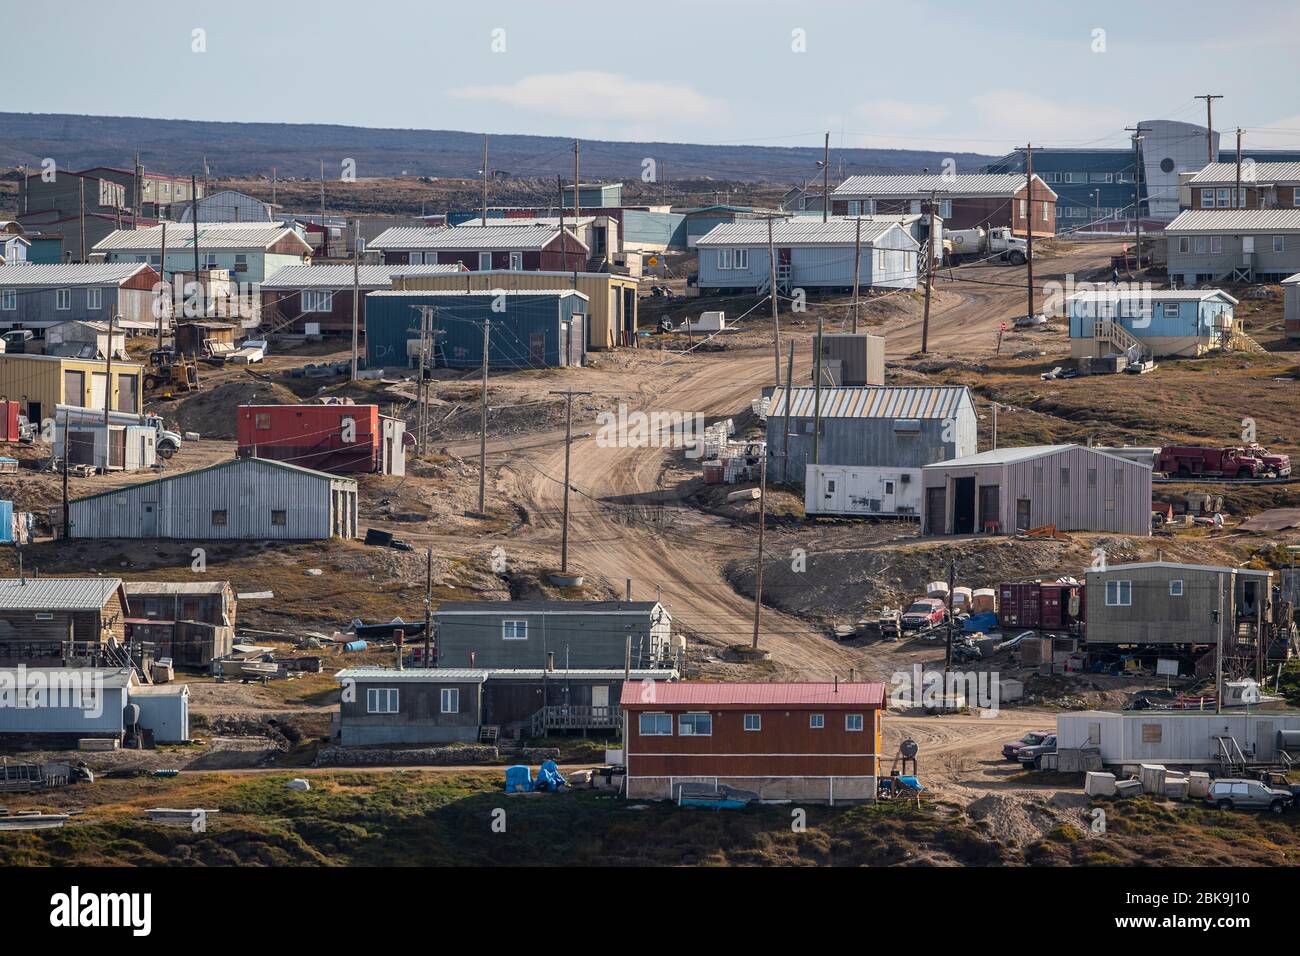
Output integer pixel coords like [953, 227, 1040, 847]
[450, 71, 722, 125]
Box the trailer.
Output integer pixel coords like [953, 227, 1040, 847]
[1058, 710, 1300, 770]
[804, 464, 922, 517]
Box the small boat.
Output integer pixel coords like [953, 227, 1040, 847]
[674, 783, 758, 810]
[348, 617, 428, 640]
[147, 808, 219, 827]
[0, 812, 70, 831]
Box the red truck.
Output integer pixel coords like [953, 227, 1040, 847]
[1157, 445, 1291, 480]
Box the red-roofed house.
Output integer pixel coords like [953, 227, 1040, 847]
[619, 681, 885, 803]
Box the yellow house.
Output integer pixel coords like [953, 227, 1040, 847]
[394, 269, 639, 349]
[0, 354, 144, 425]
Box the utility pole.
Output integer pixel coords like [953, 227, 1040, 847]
[423, 546, 433, 668]
[1216, 570, 1225, 715]
[921, 189, 937, 352]
[319, 159, 326, 226]
[767, 216, 780, 384]
[782, 342, 794, 478]
[271, 167, 277, 208]
[812, 315, 824, 464]
[822, 132, 830, 223]
[558, 175, 569, 273]
[549, 389, 592, 574]
[103, 314, 117, 472]
[943, 558, 956, 673]
[992, 401, 999, 450]
[132, 150, 142, 228]
[191, 175, 201, 314]
[1235, 128, 1244, 209]
[61, 406, 69, 540]
[1125, 125, 1148, 272]
[751, 453, 768, 650]
[1195, 94, 1223, 163]
[78, 178, 86, 262]
[157, 219, 167, 349]
[477, 317, 491, 516]
[573, 140, 581, 219]
[350, 220, 361, 381]
[851, 216, 862, 333]
[481, 135, 489, 222]
[1022, 144, 1036, 321]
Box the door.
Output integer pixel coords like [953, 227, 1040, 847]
[591, 684, 610, 718]
[593, 225, 607, 256]
[1016, 498, 1032, 533]
[1257, 721, 1275, 762]
[530, 331, 545, 365]
[953, 477, 976, 534]
[90, 372, 107, 410]
[820, 472, 843, 512]
[63, 370, 85, 406]
[978, 484, 1000, 532]
[925, 487, 946, 535]
[881, 477, 896, 513]
[141, 500, 158, 537]
[68, 430, 96, 466]
[117, 375, 138, 413]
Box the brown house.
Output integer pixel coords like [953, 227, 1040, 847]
[370, 224, 589, 271]
[123, 580, 236, 668]
[0, 576, 128, 664]
[832, 173, 1056, 238]
[621, 681, 886, 803]
[1186, 162, 1300, 211]
[259, 263, 466, 336]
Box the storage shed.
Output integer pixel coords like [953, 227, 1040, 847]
[0, 353, 144, 427]
[236, 403, 406, 475]
[1057, 710, 1300, 768]
[364, 290, 587, 370]
[67, 456, 357, 541]
[763, 385, 977, 485]
[920, 444, 1152, 537]
[0, 668, 190, 748]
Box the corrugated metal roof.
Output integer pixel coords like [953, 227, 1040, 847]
[620, 681, 886, 708]
[436, 600, 660, 614]
[921, 443, 1148, 469]
[69, 456, 355, 507]
[1067, 289, 1238, 304]
[767, 385, 970, 420]
[0, 263, 152, 287]
[1090, 560, 1271, 577]
[1165, 209, 1300, 234]
[335, 666, 676, 683]
[0, 666, 132, 688]
[369, 224, 584, 251]
[123, 581, 229, 595]
[261, 264, 463, 290]
[694, 219, 903, 247]
[1189, 162, 1300, 184]
[367, 289, 588, 300]
[0, 577, 122, 610]
[93, 222, 311, 252]
[834, 173, 1048, 199]
[336, 667, 490, 683]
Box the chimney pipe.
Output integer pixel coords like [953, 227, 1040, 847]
[547, 651, 555, 672]
[395, 629, 404, 671]
[625, 577, 633, 601]
[834, 674, 839, 693]
[849, 667, 855, 683]
[469, 650, 476, 668]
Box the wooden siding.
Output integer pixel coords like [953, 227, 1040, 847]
[434, 607, 672, 670]
[339, 679, 482, 745]
[1083, 566, 1267, 644]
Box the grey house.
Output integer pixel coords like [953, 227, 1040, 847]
[68, 457, 358, 541]
[764, 385, 977, 485]
[920, 444, 1152, 537]
[0, 263, 164, 331]
[1165, 209, 1300, 284]
[433, 600, 676, 671]
[1084, 561, 1272, 647]
[695, 219, 918, 294]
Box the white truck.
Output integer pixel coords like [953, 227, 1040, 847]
[50, 405, 183, 459]
[944, 226, 1029, 265]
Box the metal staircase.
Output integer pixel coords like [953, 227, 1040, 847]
[1213, 735, 1247, 776]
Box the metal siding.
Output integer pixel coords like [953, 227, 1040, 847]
[435, 609, 663, 670]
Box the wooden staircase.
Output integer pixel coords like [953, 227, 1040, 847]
[1092, 319, 1151, 363]
[1228, 329, 1268, 354]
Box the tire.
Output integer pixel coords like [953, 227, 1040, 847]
[1270, 800, 1285, 815]
[1008, 252, 1026, 266]
[157, 444, 176, 460]
[1236, 468, 1254, 480]
[1032, 756, 1043, 770]
[1177, 467, 1192, 479]
[1217, 799, 1233, 811]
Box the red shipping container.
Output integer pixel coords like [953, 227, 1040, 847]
[236, 404, 383, 474]
[998, 582, 1041, 629]
[0, 400, 20, 443]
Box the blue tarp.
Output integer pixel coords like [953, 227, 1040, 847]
[505, 765, 533, 793]
[0, 499, 11, 544]
[962, 612, 998, 633]
[534, 760, 566, 792]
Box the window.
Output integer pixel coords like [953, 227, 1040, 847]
[717, 248, 733, 270]
[233, 254, 248, 272]
[735, 248, 748, 270]
[1293, 187, 1300, 206]
[679, 712, 712, 736]
[1060, 467, 1069, 487]
[440, 687, 459, 713]
[202, 253, 218, 269]
[271, 510, 287, 526]
[478, 252, 492, 270]
[255, 412, 271, 430]
[1163, 303, 1180, 318]
[845, 713, 865, 732]
[408, 252, 425, 265]
[502, 620, 528, 640]
[1019, 199, 1027, 218]
[367, 687, 398, 714]
[509, 252, 522, 271]
[303, 290, 334, 312]
[1105, 580, 1132, 606]
[810, 713, 825, 729]
[211, 510, 228, 526]
[1201, 188, 1215, 208]
[743, 714, 761, 732]
[1177, 237, 1190, 254]
[1042, 201, 1049, 221]
[55, 288, 71, 310]
[1217, 188, 1232, 208]
[639, 712, 672, 736]
[848, 201, 861, 215]
[1209, 236, 1222, 255]
[1194, 236, 1207, 254]
[1141, 723, 1162, 744]
[938, 200, 952, 219]
[1274, 236, 1286, 254]
[1091, 172, 1114, 184]
[86, 287, 102, 310]
[1088, 467, 1097, 488]
[0, 290, 14, 311]
[1169, 580, 1184, 597]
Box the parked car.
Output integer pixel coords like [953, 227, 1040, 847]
[1207, 778, 1292, 814]
[1002, 731, 1054, 762]
[1018, 734, 1057, 769]
[900, 598, 947, 632]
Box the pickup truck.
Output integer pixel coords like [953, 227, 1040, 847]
[1018, 733, 1057, 770]
[900, 598, 947, 632]
[1002, 730, 1054, 762]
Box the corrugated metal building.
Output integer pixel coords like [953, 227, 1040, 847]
[0, 667, 190, 746]
[365, 290, 587, 370]
[433, 599, 676, 670]
[1166, 209, 1300, 284]
[391, 268, 637, 350]
[94, 222, 312, 285]
[369, 224, 588, 271]
[1057, 710, 1300, 767]
[764, 385, 977, 484]
[0, 354, 145, 426]
[260, 263, 466, 336]
[920, 444, 1152, 536]
[1083, 561, 1271, 645]
[1066, 288, 1238, 358]
[236, 403, 406, 475]
[621, 682, 886, 803]
[696, 219, 919, 293]
[68, 457, 357, 541]
[0, 263, 163, 330]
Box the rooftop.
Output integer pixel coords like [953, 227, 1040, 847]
[123, 581, 230, 595]
[369, 224, 587, 252]
[0, 666, 132, 688]
[93, 222, 312, 253]
[1165, 209, 1300, 234]
[695, 219, 905, 247]
[436, 599, 661, 614]
[767, 385, 970, 420]
[1189, 162, 1300, 185]
[1088, 560, 1272, 577]
[620, 681, 886, 709]
[0, 577, 123, 611]
[1066, 288, 1238, 304]
[261, 263, 464, 290]
[0, 263, 154, 287]
[922, 443, 1146, 469]
[834, 173, 1052, 199]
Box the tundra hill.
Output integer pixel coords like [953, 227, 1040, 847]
[0, 111, 997, 182]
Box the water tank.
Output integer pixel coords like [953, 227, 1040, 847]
[1277, 730, 1300, 751]
[819, 333, 885, 386]
[123, 702, 140, 729]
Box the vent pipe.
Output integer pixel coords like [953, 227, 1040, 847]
[395, 629, 404, 671]
[834, 674, 839, 693]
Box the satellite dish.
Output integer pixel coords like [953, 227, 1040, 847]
[900, 738, 919, 759]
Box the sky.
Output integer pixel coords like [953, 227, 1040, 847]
[7, 0, 1300, 156]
